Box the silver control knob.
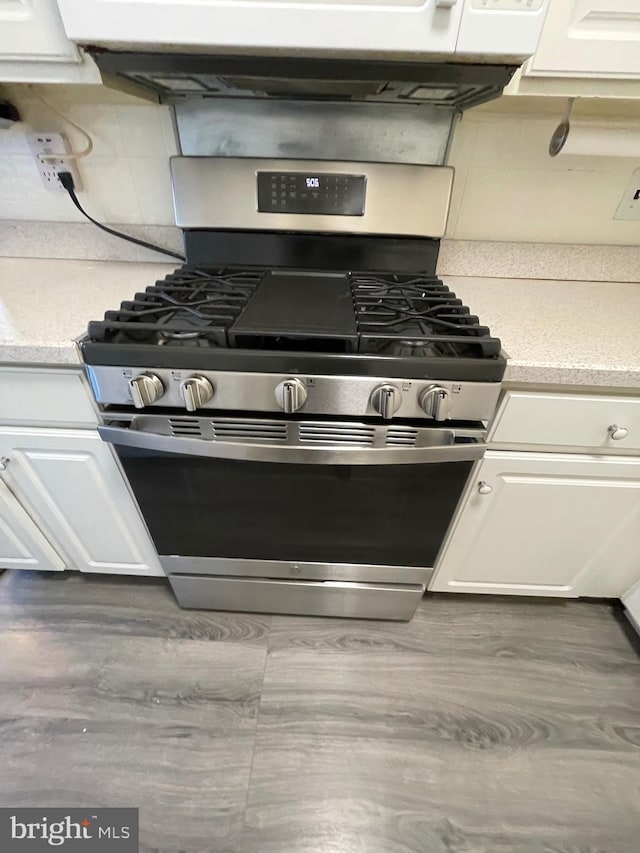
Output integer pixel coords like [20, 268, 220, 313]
[608, 424, 628, 441]
[419, 385, 451, 421]
[371, 385, 402, 420]
[275, 378, 308, 414]
[180, 375, 214, 412]
[129, 373, 164, 409]
[478, 481, 492, 495]
[0, 457, 9, 471]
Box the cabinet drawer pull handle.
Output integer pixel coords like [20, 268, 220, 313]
[478, 481, 492, 495]
[608, 425, 628, 441]
[0, 457, 9, 471]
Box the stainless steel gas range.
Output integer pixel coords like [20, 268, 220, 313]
[82, 157, 506, 621]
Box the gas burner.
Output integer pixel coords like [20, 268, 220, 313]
[159, 330, 202, 339]
[352, 273, 499, 358]
[377, 339, 442, 358]
[87, 268, 261, 346]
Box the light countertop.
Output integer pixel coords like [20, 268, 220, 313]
[445, 275, 640, 389]
[0, 258, 638, 389]
[0, 258, 174, 366]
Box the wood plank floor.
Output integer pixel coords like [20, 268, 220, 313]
[0, 570, 638, 853]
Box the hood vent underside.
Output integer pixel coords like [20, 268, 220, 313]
[92, 52, 516, 111]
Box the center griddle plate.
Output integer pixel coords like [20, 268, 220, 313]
[228, 271, 357, 349]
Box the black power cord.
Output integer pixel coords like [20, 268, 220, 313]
[59, 171, 185, 262]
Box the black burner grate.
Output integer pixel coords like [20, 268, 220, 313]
[352, 274, 500, 358]
[87, 266, 501, 360]
[87, 268, 261, 346]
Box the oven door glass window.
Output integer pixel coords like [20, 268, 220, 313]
[116, 447, 473, 567]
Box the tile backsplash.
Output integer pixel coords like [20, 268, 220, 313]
[1, 82, 639, 246]
[446, 107, 640, 246]
[0, 84, 178, 225]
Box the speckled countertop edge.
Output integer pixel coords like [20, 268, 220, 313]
[504, 364, 640, 389]
[444, 276, 640, 391]
[0, 343, 82, 366]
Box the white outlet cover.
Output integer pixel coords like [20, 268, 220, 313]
[28, 131, 82, 193]
[614, 167, 640, 222]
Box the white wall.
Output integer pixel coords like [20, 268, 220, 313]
[0, 83, 639, 246]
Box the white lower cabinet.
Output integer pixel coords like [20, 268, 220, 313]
[622, 580, 640, 635]
[431, 451, 640, 598]
[0, 427, 163, 576]
[0, 479, 66, 572]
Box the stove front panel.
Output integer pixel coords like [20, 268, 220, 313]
[87, 366, 501, 422]
[101, 412, 486, 619]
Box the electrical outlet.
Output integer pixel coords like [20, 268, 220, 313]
[29, 132, 82, 193]
[614, 168, 640, 222]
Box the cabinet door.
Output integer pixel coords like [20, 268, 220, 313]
[0, 428, 163, 576]
[431, 452, 640, 597]
[56, 0, 466, 54]
[528, 0, 640, 78]
[0, 479, 65, 571]
[622, 579, 640, 636]
[0, 0, 78, 62]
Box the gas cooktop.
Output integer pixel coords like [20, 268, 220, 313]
[83, 265, 504, 382]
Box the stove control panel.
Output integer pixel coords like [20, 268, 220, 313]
[257, 172, 366, 217]
[92, 367, 501, 423]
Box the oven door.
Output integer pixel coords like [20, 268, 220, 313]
[99, 416, 485, 620]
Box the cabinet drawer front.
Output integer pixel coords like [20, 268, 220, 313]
[491, 391, 640, 453]
[170, 575, 424, 621]
[0, 369, 97, 427]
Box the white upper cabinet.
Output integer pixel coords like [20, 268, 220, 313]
[0, 0, 100, 82]
[55, 0, 547, 58]
[0, 0, 77, 62]
[526, 0, 640, 78]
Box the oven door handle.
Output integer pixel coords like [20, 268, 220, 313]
[98, 425, 486, 465]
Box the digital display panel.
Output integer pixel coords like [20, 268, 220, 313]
[257, 172, 366, 216]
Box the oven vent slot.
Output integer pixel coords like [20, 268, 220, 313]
[169, 418, 203, 437]
[299, 423, 375, 446]
[211, 419, 288, 442]
[385, 427, 418, 447]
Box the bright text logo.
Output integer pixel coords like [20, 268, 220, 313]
[0, 809, 138, 852]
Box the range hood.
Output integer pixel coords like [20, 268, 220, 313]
[92, 52, 516, 111]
